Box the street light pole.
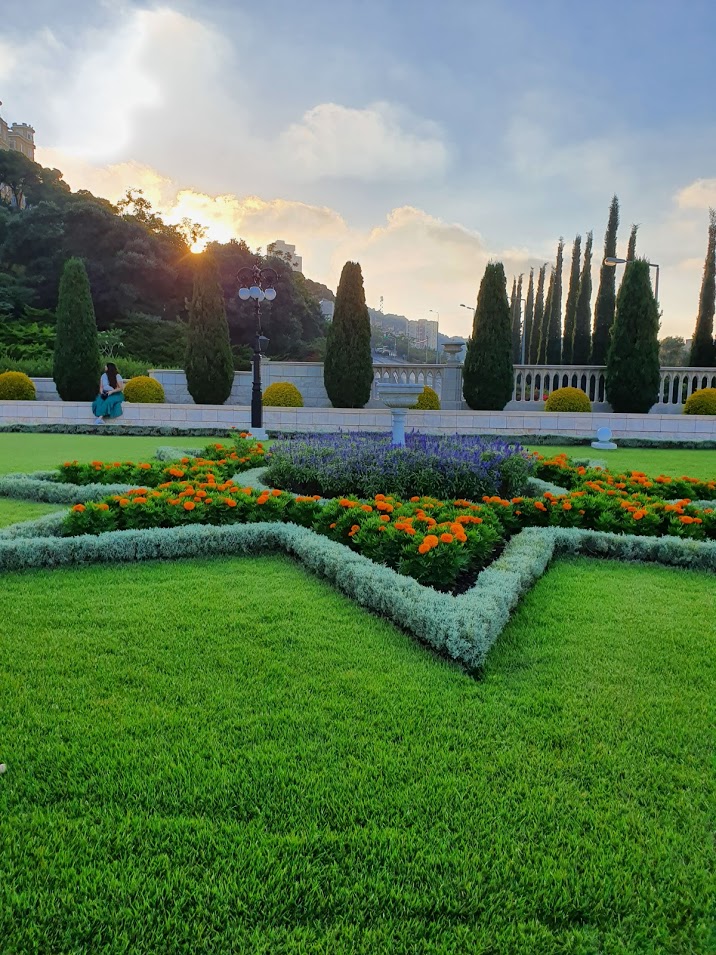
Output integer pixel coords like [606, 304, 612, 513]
[604, 256, 660, 302]
[237, 264, 278, 437]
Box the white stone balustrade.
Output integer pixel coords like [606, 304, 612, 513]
[509, 365, 716, 413]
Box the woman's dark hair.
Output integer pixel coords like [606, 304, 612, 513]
[106, 363, 118, 389]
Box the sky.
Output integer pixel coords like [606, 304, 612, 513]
[1, 0, 715, 338]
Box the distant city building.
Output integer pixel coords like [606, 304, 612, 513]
[319, 299, 334, 320]
[267, 240, 303, 272]
[370, 311, 438, 350]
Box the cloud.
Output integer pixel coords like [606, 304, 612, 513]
[279, 102, 449, 181]
[675, 179, 716, 210]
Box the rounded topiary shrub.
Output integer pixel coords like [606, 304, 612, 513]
[0, 370, 36, 400]
[411, 385, 441, 410]
[544, 387, 591, 413]
[263, 382, 304, 407]
[683, 387, 716, 415]
[123, 376, 165, 403]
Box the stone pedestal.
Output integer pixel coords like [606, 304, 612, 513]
[377, 382, 424, 446]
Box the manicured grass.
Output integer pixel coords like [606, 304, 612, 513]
[0, 498, 61, 528]
[0, 556, 713, 953]
[530, 445, 716, 480]
[0, 433, 199, 476]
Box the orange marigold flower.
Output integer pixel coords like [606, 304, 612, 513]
[440, 533, 454, 543]
[632, 510, 646, 520]
[679, 515, 694, 524]
[137, 463, 151, 470]
[271, 489, 282, 497]
[118, 498, 130, 506]
[376, 502, 394, 512]
[410, 496, 420, 503]
[534, 501, 547, 512]
[380, 514, 391, 522]
[375, 494, 386, 501]
[562, 502, 572, 511]
[183, 501, 196, 511]
[72, 504, 86, 513]
[423, 534, 439, 548]
[97, 503, 110, 511]
[329, 522, 337, 529]
[417, 542, 430, 555]
[361, 504, 373, 512]
[91, 460, 103, 467]
[168, 468, 185, 478]
[133, 497, 148, 505]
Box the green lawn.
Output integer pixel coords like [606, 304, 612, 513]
[529, 445, 716, 480]
[0, 555, 713, 953]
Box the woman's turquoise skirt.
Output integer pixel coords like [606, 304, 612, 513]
[91, 392, 124, 419]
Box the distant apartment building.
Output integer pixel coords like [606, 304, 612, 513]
[410, 318, 439, 351]
[267, 240, 303, 272]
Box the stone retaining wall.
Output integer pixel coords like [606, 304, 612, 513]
[2, 400, 714, 441]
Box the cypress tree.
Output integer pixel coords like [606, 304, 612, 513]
[626, 223, 639, 261]
[324, 261, 373, 407]
[185, 255, 234, 405]
[605, 259, 660, 412]
[689, 208, 716, 367]
[509, 278, 518, 363]
[463, 262, 513, 410]
[53, 257, 101, 401]
[572, 231, 593, 364]
[538, 268, 555, 365]
[562, 235, 581, 363]
[545, 239, 564, 364]
[522, 269, 535, 365]
[591, 194, 620, 364]
[529, 264, 546, 363]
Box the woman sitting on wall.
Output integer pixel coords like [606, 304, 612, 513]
[92, 362, 124, 424]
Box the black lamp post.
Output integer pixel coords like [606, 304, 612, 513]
[237, 265, 278, 433]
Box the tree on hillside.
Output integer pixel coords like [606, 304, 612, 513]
[605, 259, 660, 412]
[544, 239, 564, 364]
[522, 269, 535, 365]
[324, 261, 373, 408]
[463, 262, 513, 410]
[626, 223, 639, 261]
[53, 257, 101, 401]
[591, 194, 620, 363]
[572, 231, 593, 364]
[689, 207, 716, 367]
[184, 255, 234, 405]
[529, 264, 546, 363]
[659, 336, 689, 367]
[562, 235, 581, 363]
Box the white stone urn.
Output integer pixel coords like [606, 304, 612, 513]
[442, 342, 464, 363]
[377, 382, 424, 446]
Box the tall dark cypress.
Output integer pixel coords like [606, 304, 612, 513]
[689, 208, 716, 367]
[324, 261, 374, 407]
[462, 262, 513, 410]
[184, 255, 235, 405]
[509, 277, 519, 363]
[538, 268, 555, 365]
[626, 223, 639, 261]
[606, 259, 660, 412]
[53, 257, 102, 401]
[529, 264, 546, 363]
[511, 274, 523, 363]
[562, 235, 581, 363]
[572, 231, 593, 364]
[522, 269, 535, 365]
[591, 194, 620, 364]
[545, 239, 564, 364]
